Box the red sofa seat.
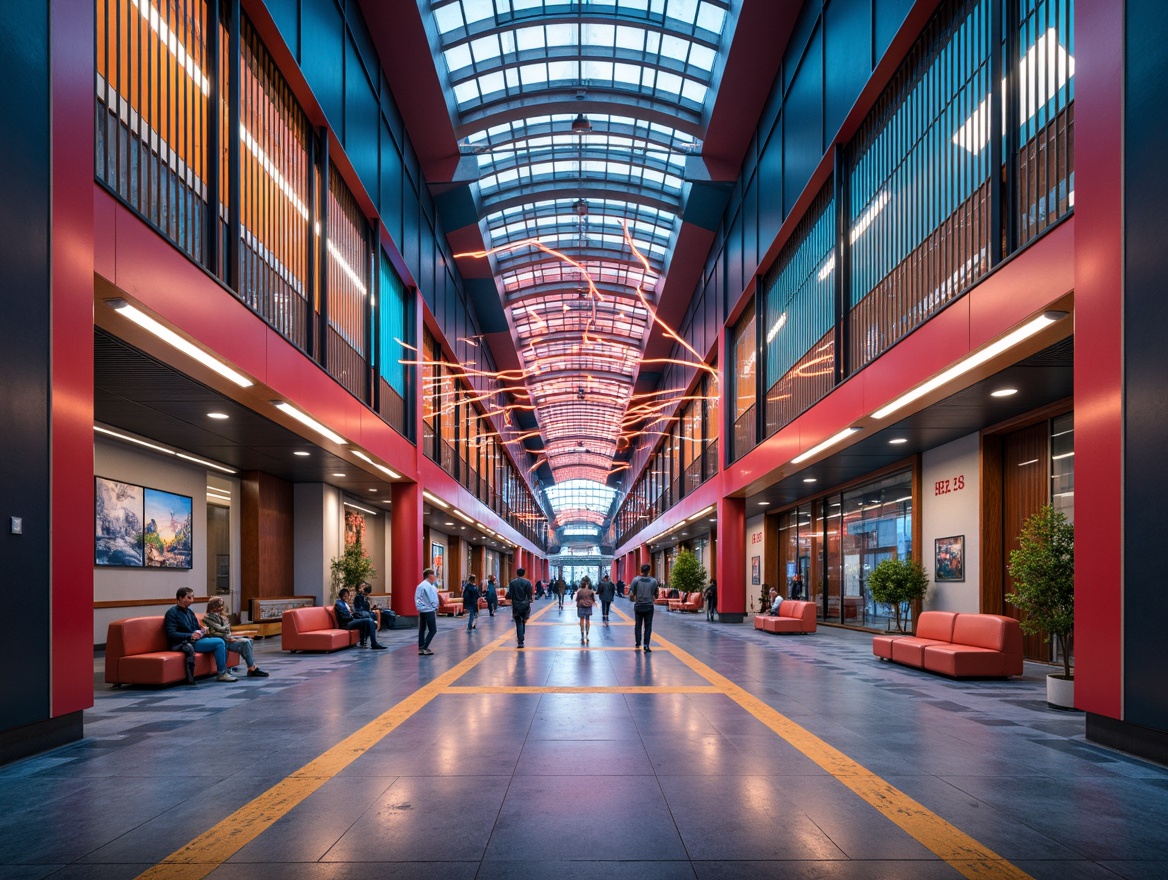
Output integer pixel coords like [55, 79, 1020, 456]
[105, 615, 242, 686]
[437, 591, 465, 616]
[668, 592, 704, 612]
[281, 606, 358, 652]
[752, 600, 817, 634]
[874, 611, 1023, 678]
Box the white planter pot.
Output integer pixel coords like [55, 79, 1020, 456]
[1046, 673, 1075, 710]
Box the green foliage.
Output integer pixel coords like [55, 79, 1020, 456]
[867, 557, 929, 633]
[671, 549, 707, 596]
[1006, 504, 1075, 679]
[330, 538, 377, 600]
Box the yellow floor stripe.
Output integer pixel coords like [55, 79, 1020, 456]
[646, 625, 1034, 880]
[135, 602, 554, 880]
[492, 645, 637, 651]
[446, 685, 723, 694]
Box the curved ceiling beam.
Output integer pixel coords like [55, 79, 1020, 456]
[478, 144, 682, 179]
[466, 118, 685, 153]
[456, 93, 702, 140]
[490, 221, 673, 249]
[436, 8, 726, 52]
[504, 282, 657, 305]
[446, 45, 717, 89]
[493, 244, 665, 274]
[482, 183, 680, 217]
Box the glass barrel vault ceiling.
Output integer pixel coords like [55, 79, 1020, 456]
[425, 0, 736, 528]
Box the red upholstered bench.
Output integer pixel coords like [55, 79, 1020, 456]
[105, 615, 242, 686]
[668, 592, 704, 612]
[281, 606, 359, 652]
[873, 611, 1023, 678]
[753, 600, 817, 634]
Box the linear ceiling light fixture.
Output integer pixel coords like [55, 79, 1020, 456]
[105, 298, 253, 388]
[343, 501, 379, 515]
[422, 491, 449, 509]
[872, 310, 1068, 420]
[95, 425, 238, 474]
[791, 427, 863, 464]
[271, 401, 346, 445]
[352, 450, 401, 479]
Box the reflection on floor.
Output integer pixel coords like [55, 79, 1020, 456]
[3, 599, 1167, 880]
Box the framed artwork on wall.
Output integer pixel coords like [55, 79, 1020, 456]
[143, 488, 193, 569]
[431, 542, 445, 587]
[751, 555, 761, 585]
[95, 477, 144, 567]
[935, 535, 964, 582]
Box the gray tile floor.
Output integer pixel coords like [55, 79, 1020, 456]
[2, 601, 1167, 879]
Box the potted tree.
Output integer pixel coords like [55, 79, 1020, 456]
[671, 549, 707, 608]
[330, 537, 377, 602]
[867, 558, 929, 633]
[1006, 504, 1075, 709]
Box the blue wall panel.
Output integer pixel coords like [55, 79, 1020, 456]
[344, 37, 379, 196]
[264, 0, 300, 55]
[874, 0, 917, 60]
[300, 0, 345, 138]
[825, 0, 874, 140]
[783, 25, 823, 216]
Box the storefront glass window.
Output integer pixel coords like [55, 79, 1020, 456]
[1051, 412, 1074, 521]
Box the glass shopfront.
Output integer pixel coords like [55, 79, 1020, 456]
[780, 468, 913, 629]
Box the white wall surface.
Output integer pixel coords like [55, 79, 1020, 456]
[921, 432, 981, 613]
[94, 438, 212, 644]
[746, 514, 766, 612]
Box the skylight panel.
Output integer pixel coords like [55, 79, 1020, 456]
[515, 25, 545, 51]
[477, 70, 505, 96]
[470, 34, 503, 63]
[445, 43, 472, 72]
[615, 25, 643, 51]
[645, 30, 661, 55]
[688, 43, 716, 71]
[519, 63, 548, 86]
[584, 60, 615, 82]
[547, 60, 577, 81]
[656, 71, 683, 97]
[660, 34, 690, 63]
[545, 23, 575, 47]
[453, 80, 479, 104]
[433, 4, 464, 34]
[583, 22, 616, 46]
[696, 1, 727, 34]
[613, 62, 641, 86]
[462, 0, 495, 27]
[666, 0, 699, 26]
[681, 79, 708, 104]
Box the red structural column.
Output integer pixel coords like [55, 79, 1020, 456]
[390, 483, 424, 616]
[51, 0, 96, 717]
[715, 496, 746, 623]
[1074, 0, 1123, 719]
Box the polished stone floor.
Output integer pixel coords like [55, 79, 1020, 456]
[3, 599, 1168, 880]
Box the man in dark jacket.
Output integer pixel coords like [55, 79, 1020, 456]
[164, 586, 235, 685]
[597, 575, 617, 623]
[704, 580, 718, 621]
[627, 564, 660, 653]
[508, 567, 534, 648]
[463, 574, 481, 631]
[335, 588, 386, 649]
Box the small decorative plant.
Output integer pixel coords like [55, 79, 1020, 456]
[671, 549, 707, 596]
[1006, 504, 1075, 679]
[867, 558, 929, 633]
[330, 538, 377, 600]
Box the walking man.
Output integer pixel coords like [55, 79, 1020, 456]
[628, 564, 659, 653]
[597, 574, 616, 624]
[463, 574, 481, 631]
[416, 567, 439, 655]
[484, 574, 499, 616]
[508, 567, 534, 648]
[704, 579, 718, 621]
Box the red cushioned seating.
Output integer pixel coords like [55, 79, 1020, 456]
[922, 614, 1023, 677]
[752, 600, 817, 634]
[105, 615, 242, 685]
[887, 611, 958, 667]
[281, 606, 358, 652]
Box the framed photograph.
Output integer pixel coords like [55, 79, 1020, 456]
[431, 542, 445, 587]
[95, 477, 144, 567]
[935, 535, 964, 582]
[143, 488, 193, 569]
[751, 555, 761, 585]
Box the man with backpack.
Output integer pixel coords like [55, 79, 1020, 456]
[627, 564, 660, 653]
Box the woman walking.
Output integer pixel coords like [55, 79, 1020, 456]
[576, 576, 596, 644]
